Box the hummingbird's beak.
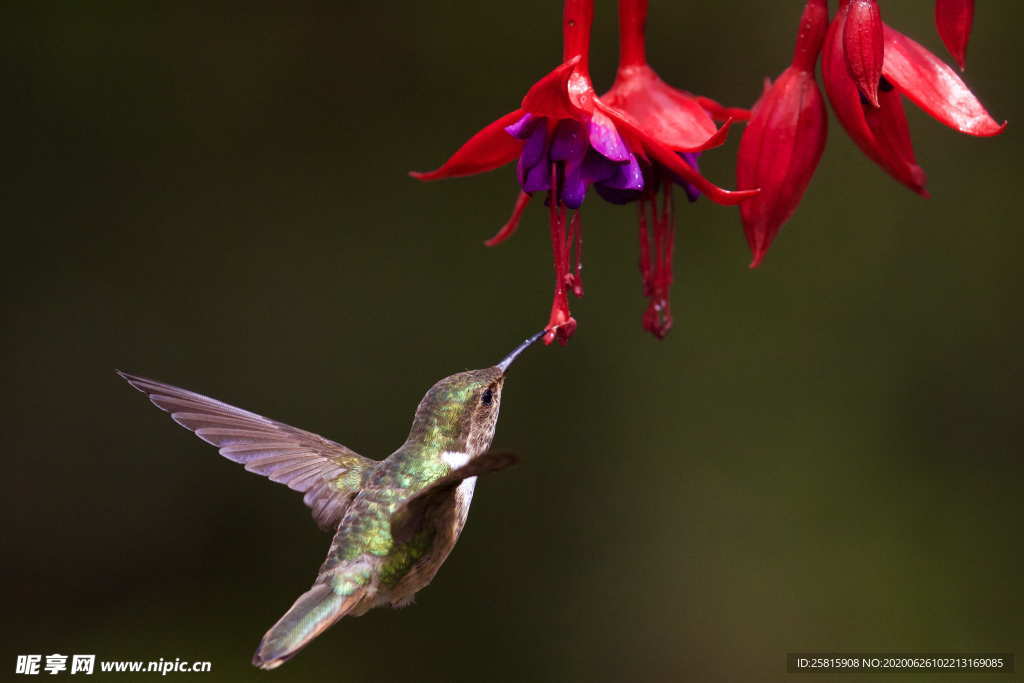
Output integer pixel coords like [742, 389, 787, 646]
[495, 330, 547, 373]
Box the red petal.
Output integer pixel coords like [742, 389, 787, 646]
[484, 192, 532, 247]
[935, 0, 973, 70]
[737, 66, 828, 267]
[410, 109, 524, 181]
[602, 64, 726, 152]
[521, 56, 590, 121]
[594, 100, 759, 207]
[843, 0, 884, 108]
[823, 12, 928, 195]
[882, 24, 1005, 137]
[646, 141, 758, 206]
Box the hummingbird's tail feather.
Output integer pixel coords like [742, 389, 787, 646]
[252, 583, 364, 670]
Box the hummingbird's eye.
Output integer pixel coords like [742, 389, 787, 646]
[481, 388, 493, 406]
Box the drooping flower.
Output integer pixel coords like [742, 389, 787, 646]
[595, 0, 750, 338]
[412, 0, 755, 344]
[736, 0, 829, 268]
[822, 0, 1005, 195]
[935, 0, 974, 70]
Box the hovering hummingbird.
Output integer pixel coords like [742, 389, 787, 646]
[119, 330, 545, 669]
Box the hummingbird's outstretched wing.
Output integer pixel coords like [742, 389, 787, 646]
[390, 451, 519, 544]
[119, 372, 376, 531]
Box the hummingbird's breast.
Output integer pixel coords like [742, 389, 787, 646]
[318, 445, 457, 597]
[380, 472, 477, 607]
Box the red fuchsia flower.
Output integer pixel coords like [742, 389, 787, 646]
[935, 0, 974, 70]
[822, 0, 1005, 196]
[412, 0, 755, 345]
[736, 0, 829, 268]
[597, 0, 748, 338]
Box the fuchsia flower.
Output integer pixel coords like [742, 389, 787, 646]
[736, 0, 829, 268]
[413, 0, 755, 344]
[596, 0, 749, 338]
[822, 0, 1005, 196]
[414, 0, 1004, 334]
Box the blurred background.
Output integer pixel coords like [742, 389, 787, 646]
[4, 1, 1020, 681]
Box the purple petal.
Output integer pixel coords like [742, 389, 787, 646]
[604, 154, 644, 191]
[593, 184, 641, 205]
[505, 113, 539, 140]
[593, 157, 647, 205]
[521, 158, 550, 194]
[550, 120, 587, 162]
[551, 120, 590, 208]
[671, 152, 702, 202]
[519, 121, 549, 173]
[515, 119, 550, 191]
[587, 113, 631, 162]
[561, 161, 587, 209]
[580, 151, 617, 185]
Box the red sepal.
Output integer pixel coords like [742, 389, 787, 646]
[521, 56, 589, 121]
[882, 24, 1005, 137]
[485, 192, 532, 247]
[935, 0, 974, 70]
[603, 64, 727, 152]
[694, 96, 752, 123]
[595, 99, 759, 206]
[863, 84, 928, 197]
[410, 110, 525, 181]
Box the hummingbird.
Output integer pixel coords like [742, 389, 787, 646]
[118, 330, 545, 669]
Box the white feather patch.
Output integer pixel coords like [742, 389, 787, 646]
[457, 476, 477, 501]
[452, 476, 478, 535]
[441, 450, 470, 468]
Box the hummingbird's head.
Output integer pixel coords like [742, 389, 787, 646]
[408, 330, 545, 458]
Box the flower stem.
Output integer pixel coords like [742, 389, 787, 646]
[792, 0, 829, 72]
[563, 0, 594, 71]
[617, 0, 648, 69]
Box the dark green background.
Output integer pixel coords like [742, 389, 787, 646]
[5, 1, 1020, 681]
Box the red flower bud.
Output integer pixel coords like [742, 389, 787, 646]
[737, 0, 829, 267]
[843, 0, 884, 108]
[824, 4, 926, 194]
